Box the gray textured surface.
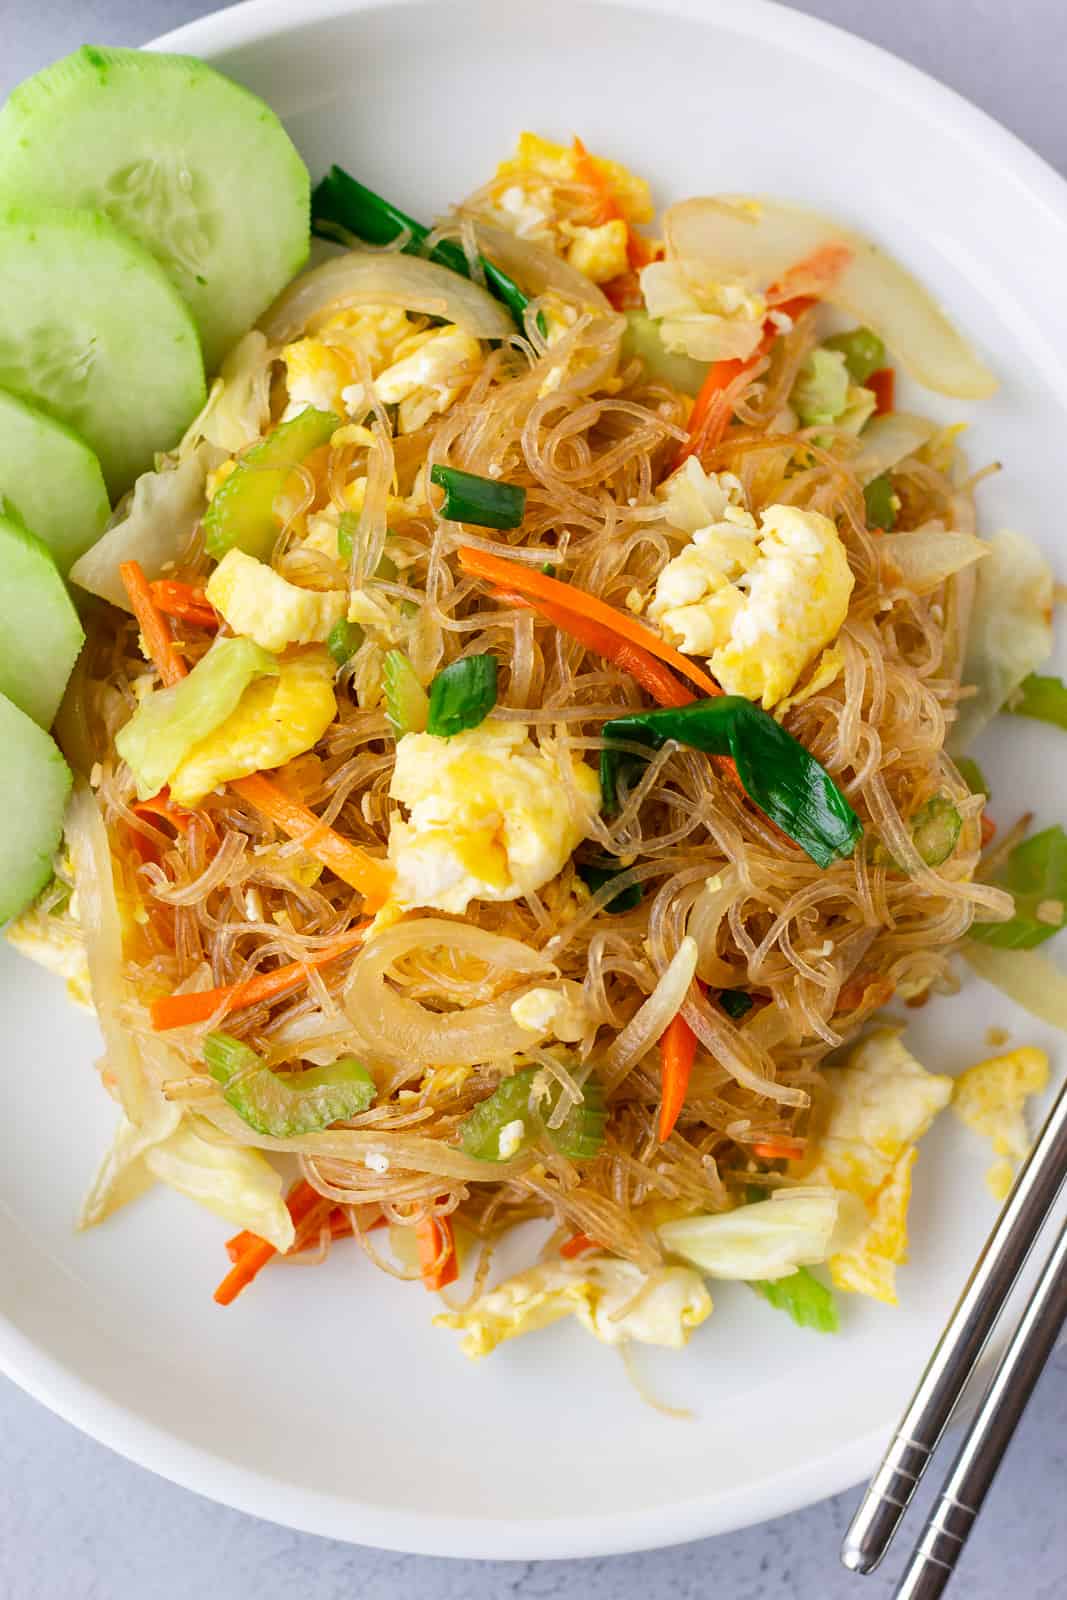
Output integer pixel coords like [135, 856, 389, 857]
[4, 3, 1067, 1596]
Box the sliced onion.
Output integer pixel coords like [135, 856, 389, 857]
[66, 779, 146, 1122]
[261, 249, 514, 344]
[880, 524, 989, 594]
[848, 412, 938, 486]
[666, 197, 997, 399]
[342, 918, 553, 1072]
[471, 221, 613, 312]
[599, 937, 699, 1093]
[949, 529, 1053, 753]
[964, 943, 1067, 1030]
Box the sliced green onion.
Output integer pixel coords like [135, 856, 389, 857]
[750, 1266, 839, 1332]
[576, 858, 642, 912]
[823, 327, 886, 384]
[458, 1065, 607, 1162]
[863, 473, 897, 532]
[969, 824, 1067, 949]
[909, 795, 963, 867]
[327, 619, 364, 667]
[718, 989, 753, 1020]
[204, 1033, 376, 1137]
[311, 165, 532, 330]
[203, 407, 339, 561]
[429, 464, 526, 530]
[382, 649, 429, 737]
[426, 653, 498, 738]
[336, 511, 359, 562]
[1007, 672, 1067, 731]
[600, 697, 862, 870]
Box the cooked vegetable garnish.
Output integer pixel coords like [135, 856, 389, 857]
[311, 163, 530, 329]
[214, 1177, 328, 1306]
[203, 407, 339, 561]
[382, 650, 430, 736]
[116, 636, 278, 800]
[119, 559, 188, 688]
[823, 326, 886, 384]
[326, 619, 364, 667]
[601, 698, 862, 869]
[459, 1066, 607, 1162]
[336, 511, 359, 563]
[1007, 672, 1067, 731]
[205, 1032, 376, 1137]
[956, 757, 989, 797]
[416, 1214, 459, 1291]
[231, 774, 395, 907]
[908, 795, 963, 867]
[750, 1266, 839, 1332]
[658, 1008, 698, 1144]
[970, 825, 1067, 948]
[426, 653, 498, 737]
[430, 464, 527, 529]
[150, 928, 367, 1030]
[718, 990, 754, 1020]
[576, 858, 642, 911]
[863, 473, 897, 531]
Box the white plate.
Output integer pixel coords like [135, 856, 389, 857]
[2, 0, 1066, 1561]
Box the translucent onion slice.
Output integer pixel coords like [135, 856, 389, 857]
[260, 249, 514, 343]
[880, 524, 989, 594]
[665, 197, 997, 399]
[848, 412, 938, 486]
[471, 221, 613, 312]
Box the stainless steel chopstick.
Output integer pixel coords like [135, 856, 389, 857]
[841, 1074, 1067, 1575]
[892, 1215, 1067, 1600]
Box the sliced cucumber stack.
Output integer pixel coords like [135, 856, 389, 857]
[0, 389, 109, 574]
[0, 46, 310, 374]
[0, 509, 85, 729]
[0, 207, 205, 498]
[0, 690, 72, 925]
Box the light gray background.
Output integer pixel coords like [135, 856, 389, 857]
[3, 2, 1067, 1596]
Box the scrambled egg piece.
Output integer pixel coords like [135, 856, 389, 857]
[6, 899, 92, 1010]
[650, 468, 854, 709]
[640, 259, 767, 363]
[281, 306, 416, 421]
[435, 1255, 710, 1359]
[489, 132, 653, 243]
[805, 1028, 953, 1304]
[952, 1047, 1049, 1201]
[206, 550, 346, 653]
[510, 981, 593, 1043]
[168, 647, 337, 805]
[355, 325, 483, 434]
[561, 219, 630, 284]
[386, 721, 600, 915]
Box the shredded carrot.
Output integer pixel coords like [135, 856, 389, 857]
[602, 270, 646, 312]
[150, 926, 367, 1030]
[132, 790, 193, 836]
[766, 243, 853, 306]
[416, 1214, 458, 1291]
[457, 546, 723, 702]
[560, 1231, 600, 1259]
[867, 367, 895, 416]
[214, 1178, 326, 1305]
[571, 136, 658, 272]
[225, 1207, 384, 1263]
[119, 560, 188, 687]
[658, 1006, 699, 1142]
[751, 1136, 807, 1161]
[980, 813, 997, 848]
[149, 579, 219, 630]
[231, 772, 395, 908]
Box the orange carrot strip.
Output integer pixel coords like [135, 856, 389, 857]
[765, 243, 853, 306]
[867, 367, 895, 415]
[214, 1179, 326, 1306]
[658, 1005, 699, 1143]
[149, 579, 219, 630]
[751, 1136, 807, 1161]
[602, 270, 646, 312]
[416, 1214, 459, 1291]
[560, 1231, 600, 1259]
[150, 926, 367, 1031]
[571, 135, 625, 226]
[231, 772, 395, 908]
[225, 1207, 384, 1263]
[980, 813, 997, 848]
[132, 790, 193, 836]
[457, 546, 723, 701]
[120, 560, 188, 687]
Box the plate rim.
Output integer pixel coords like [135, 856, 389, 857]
[4, 0, 1067, 1559]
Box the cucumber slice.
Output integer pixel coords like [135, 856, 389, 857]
[0, 689, 72, 924]
[0, 509, 85, 728]
[0, 46, 310, 374]
[0, 389, 109, 573]
[0, 207, 205, 497]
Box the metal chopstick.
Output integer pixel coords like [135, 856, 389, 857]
[840, 1074, 1067, 1575]
[892, 1215, 1067, 1600]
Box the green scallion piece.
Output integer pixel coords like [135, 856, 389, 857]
[426, 653, 498, 737]
[576, 858, 642, 912]
[326, 619, 364, 667]
[429, 464, 526, 530]
[863, 473, 897, 532]
[718, 989, 754, 1020]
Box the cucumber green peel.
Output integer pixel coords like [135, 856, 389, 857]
[459, 1065, 607, 1162]
[203, 407, 339, 561]
[204, 1032, 376, 1138]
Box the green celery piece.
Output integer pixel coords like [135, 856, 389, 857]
[430, 464, 526, 530]
[459, 1066, 607, 1162]
[864, 474, 897, 531]
[750, 1267, 839, 1332]
[956, 756, 989, 797]
[204, 1033, 376, 1138]
[1007, 672, 1067, 731]
[382, 650, 429, 736]
[621, 311, 708, 395]
[601, 697, 862, 870]
[327, 619, 363, 666]
[427, 653, 498, 737]
[116, 636, 278, 800]
[718, 989, 753, 1020]
[969, 825, 1067, 948]
[577, 858, 642, 912]
[311, 165, 531, 330]
[203, 407, 339, 561]
[823, 327, 886, 384]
